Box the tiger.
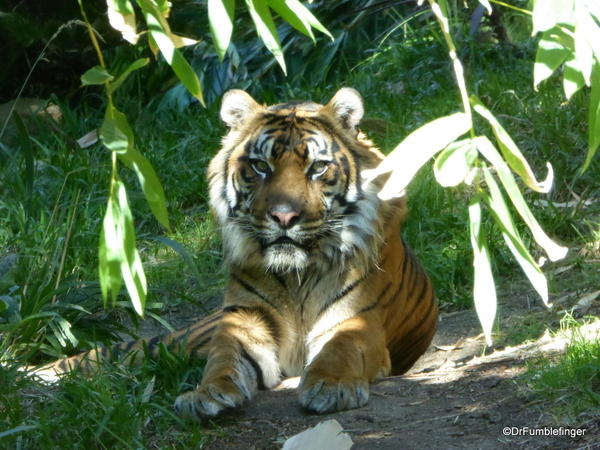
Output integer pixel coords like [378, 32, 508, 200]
[40, 88, 438, 421]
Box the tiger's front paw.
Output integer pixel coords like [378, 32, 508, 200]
[174, 376, 250, 420]
[298, 372, 369, 414]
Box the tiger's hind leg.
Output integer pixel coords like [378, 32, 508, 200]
[33, 312, 222, 381]
[298, 313, 391, 414]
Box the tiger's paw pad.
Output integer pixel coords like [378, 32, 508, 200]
[298, 376, 369, 414]
[174, 378, 249, 420]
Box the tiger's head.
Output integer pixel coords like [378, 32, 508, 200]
[208, 88, 404, 274]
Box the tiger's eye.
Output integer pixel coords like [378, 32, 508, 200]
[310, 160, 329, 174]
[252, 160, 270, 174]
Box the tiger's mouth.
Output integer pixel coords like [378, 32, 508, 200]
[265, 236, 302, 247]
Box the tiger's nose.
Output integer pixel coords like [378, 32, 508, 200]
[270, 205, 300, 228]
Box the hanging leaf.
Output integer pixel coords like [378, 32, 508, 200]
[245, 0, 286, 74]
[532, 0, 575, 34]
[468, 196, 496, 347]
[99, 177, 147, 315]
[583, 62, 600, 172]
[107, 0, 139, 44]
[101, 104, 134, 154]
[137, 0, 204, 105]
[107, 58, 150, 95]
[434, 138, 478, 187]
[81, 66, 114, 86]
[475, 136, 567, 262]
[481, 168, 549, 305]
[471, 95, 554, 193]
[362, 112, 471, 199]
[208, 0, 235, 62]
[533, 26, 571, 88]
[117, 147, 170, 231]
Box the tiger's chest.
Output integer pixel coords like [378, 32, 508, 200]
[270, 272, 366, 377]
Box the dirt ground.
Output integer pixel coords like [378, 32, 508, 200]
[181, 294, 600, 450]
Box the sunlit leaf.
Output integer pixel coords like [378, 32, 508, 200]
[475, 136, 567, 262]
[99, 191, 124, 305]
[533, 26, 571, 88]
[107, 0, 139, 44]
[468, 196, 496, 347]
[477, 0, 492, 14]
[101, 104, 134, 154]
[266, 0, 315, 41]
[362, 112, 471, 199]
[81, 66, 113, 86]
[583, 62, 600, 172]
[574, 2, 594, 86]
[471, 95, 554, 193]
[285, 0, 333, 39]
[100, 178, 147, 315]
[107, 58, 150, 95]
[434, 138, 478, 187]
[563, 54, 587, 99]
[137, 0, 204, 105]
[208, 0, 235, 62]
[482, 168, 549, 305]
[117, 147, 170, 230]
[245, 0, 286, 74]
[532, 0, 575, 34]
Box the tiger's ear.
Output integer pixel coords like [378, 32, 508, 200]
[326, 88, 364, 129]
[220, 90, 260, 129]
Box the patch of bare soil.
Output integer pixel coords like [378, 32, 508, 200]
[193, 296, 600, 450]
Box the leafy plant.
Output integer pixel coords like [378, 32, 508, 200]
[75, 0, 332, 316]
[363, 0, 599, 344]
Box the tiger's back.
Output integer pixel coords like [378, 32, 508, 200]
[44, 88, 438, 420]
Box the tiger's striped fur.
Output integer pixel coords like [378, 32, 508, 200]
[42, 88, 438, 420]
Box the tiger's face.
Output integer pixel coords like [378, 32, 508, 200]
[208, 89, 388, 273]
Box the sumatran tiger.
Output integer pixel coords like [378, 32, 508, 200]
[40, 88, 438, 420]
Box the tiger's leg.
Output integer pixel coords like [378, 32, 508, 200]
[174, 304, 282, 420]
[33, 312, 222, 380]
[299, 313, 390, 414]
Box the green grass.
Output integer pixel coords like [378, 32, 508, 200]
[0, 347, 208, 449]
[526, 316, 600, 426]
[1, 9, 600, 446]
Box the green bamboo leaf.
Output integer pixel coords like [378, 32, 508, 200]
[107, 58, 150, 95]
[107, 0, 139, 44]
[362, 112, 471, 199]
[583, 62, 600, 172]
[117, 147, 170, 230]
[284, 0, 332, 39]
[115, 179, 147, 315]
[471, 95, 554, 193]
[99, 177, 147, 315]
[579, 1, 600, 59]
[533, 26, 571, 88]
[137, 0, 204, 105]
[208, 0, 235, 62]
[481, 168, 549, 305]
[563, 54, 587, 99]
[574, 4, 594, 86]
[532, 0, 575, 34]
[266, 0, 314, 39]
[81, 66, 114, 86]
[101, 104, 134, 154]
[475, 136, 567, 262]
[99, 193, 123, 305]
[245, 0, 286, 74]
[433, 138, 477, 187]
[468, 196, 496, 347]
